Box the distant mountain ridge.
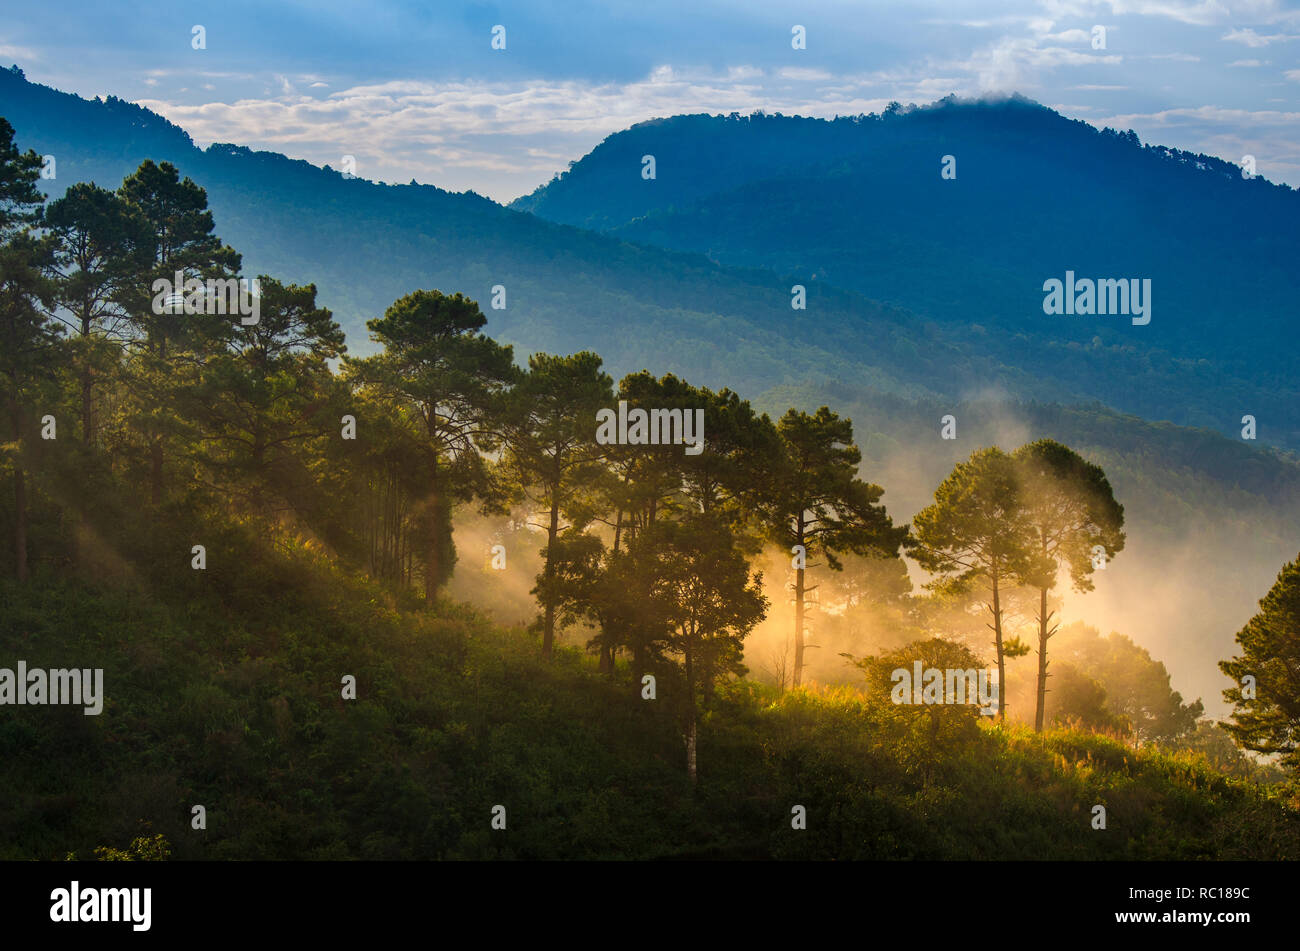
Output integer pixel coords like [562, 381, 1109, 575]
[4, 67, 1294, 446]
[514, 97, 1300, 450]
[0, 66, 1017, 401]
[1, 65, 1295, 454]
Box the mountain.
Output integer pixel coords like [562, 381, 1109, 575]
[513, 98, 1300, 450]
[0, 65, 1013, 404]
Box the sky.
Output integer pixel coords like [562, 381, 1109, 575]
[3, 0, 1299, 202]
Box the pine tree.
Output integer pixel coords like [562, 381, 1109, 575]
[190, 277, 345, 510]
[1012, 439, 1125, 731]
[638, 513, 767, 782]
[1220, 554, 1300, 772]
[757, 406, 908, 688]
[117, 160, 241, 504]
[349, 290, 516, 600]
[913, 447, 1035, 722]
[0, 118, 56, 581]
[45, 182, 153, 445]
[502, 351, 613, 658]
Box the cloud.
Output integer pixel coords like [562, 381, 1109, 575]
[0, 44, 40, 62]
[1041, 0, 1228, 26]
[922, 14, 1052, 29]
[1098, 103, 1300, 126]
[1045, 28, 1093, 42]
[1091, 103, 1300, 185]
[778, 67, 834, 81]
[136, 68, 899, 201]
[1222, 27, 1299, 46]
[959, 36, 1121, 92]
[91, 0, 1300, 200]
[1229, 0, 1300, 24]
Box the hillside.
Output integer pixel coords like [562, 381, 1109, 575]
[515, 98, 1300, 450]
[4, 509, 1297, 861]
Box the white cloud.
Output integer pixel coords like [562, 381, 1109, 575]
[0, 44, 40, 62]
[1228, 59, 1264, 66]
[778, 67, 833, 81]
[1090, 103, 1300, 185]
[959, 36, 1121, 92]
[1045, 28, 1093, 42]
[1098, 103, 1300, 124]
[1222, 27, 1299, 46]
[136, 69, 898, 201]
[1229, 0, 1300, 23]
[1040, 0, 1228, 27]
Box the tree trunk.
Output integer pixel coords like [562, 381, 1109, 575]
[541, 493, 560, 660]
[80, 310, 94, 446]
[9, 393, 28, 582]
[793, 565, 805, 687]
[992, 568, 1006, 723]
[686, 719, 697, 785]
[600, 509, 620, 675]
[81, 367, 93, 446]
[251, 427, 266, 512]
[423, 494, 440, 602]
[150, 334, 166, 505]
[792, 517, 807, 688]
[632, 643, 645, 695]
[150, 437, 164, 505]
[423, 454, 441, 603]
[684, 646, 698, 784]
[14, 463, 28, 583]
[1034, 584, 1049, 732]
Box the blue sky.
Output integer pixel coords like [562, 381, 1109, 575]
[3, 0, 1299, 200]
